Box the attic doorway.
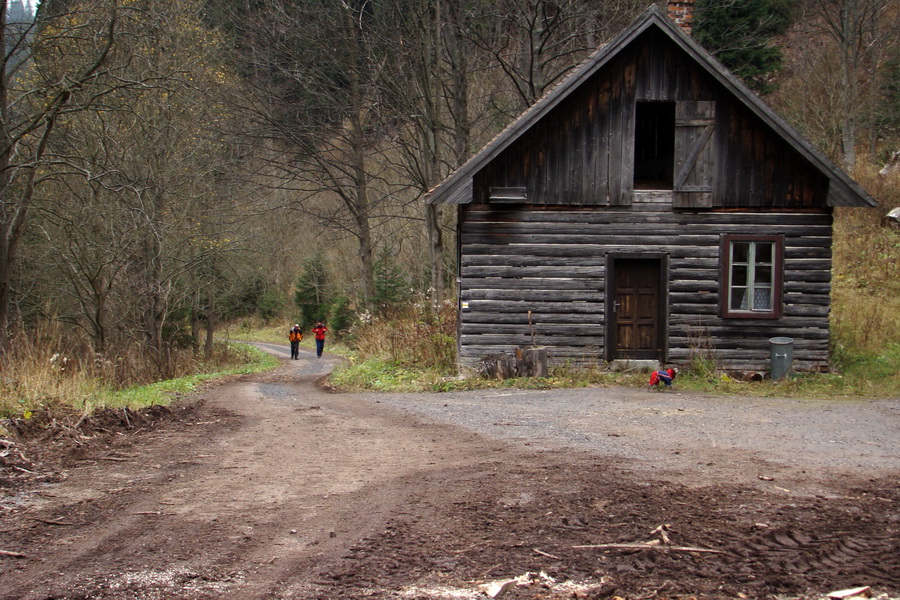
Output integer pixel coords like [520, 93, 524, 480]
[634, 101, 675, 189]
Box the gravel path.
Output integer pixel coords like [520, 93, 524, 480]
[358, 385, 900, 494]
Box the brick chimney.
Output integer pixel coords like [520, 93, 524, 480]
[668, 0, 695, 35]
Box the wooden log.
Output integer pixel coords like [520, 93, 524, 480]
[461, 278, 602, 291]
[461, 323, 604, 335]
[462, 334, 604, 346]
[463, 300, 604, 323]
[462, 290, 601, 302]
[463, 206, 830, 227]
[462, 255, 605, 267]
[463, 220, 833, 239]
[461, 265, 605, 278]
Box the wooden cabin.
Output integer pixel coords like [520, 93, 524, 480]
[426, 5, 876, 373]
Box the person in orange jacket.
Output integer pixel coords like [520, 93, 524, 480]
[288, 324, 303, 360]
[311, 321, 328, 358]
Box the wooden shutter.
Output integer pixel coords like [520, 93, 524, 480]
[609, 93, 635, 206]
[674, 101, 716, 208]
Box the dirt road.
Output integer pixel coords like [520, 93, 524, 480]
[1, 344, 898, 600]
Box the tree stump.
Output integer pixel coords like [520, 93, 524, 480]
[481, 347, 548, 379]
[518, 346, 548, 377]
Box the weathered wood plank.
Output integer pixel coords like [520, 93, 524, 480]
[669, 341, 828, 354]
[462, 289, 601, 301]
[463, 312, 604, 324]
[463, 221, 832, 238]
[461, 334, 604, 345]
[461, 266, 605, 278]
[462, 301, 604, 314]
[670, 327, 829, 340]
[463, 207, 831, 227]
[461, 323, 604, 335]
[461, 278, 603, 291]
[462, 244, 721, 259]
[462, 233, 721, 245]
[670, 314, 827, 327]
[462, 255, 605, 268]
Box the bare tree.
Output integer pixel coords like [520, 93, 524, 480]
[31, 0, 247, 367]
[464, 0, 646, 111]
[803, 0, 898, 167]
[0, 0, 125, 348]
[225, 0, 417, 307]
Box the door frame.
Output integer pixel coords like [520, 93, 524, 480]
[605, 253, 669, 362]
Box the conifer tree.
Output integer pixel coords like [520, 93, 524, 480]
[694, 0, 792, 94]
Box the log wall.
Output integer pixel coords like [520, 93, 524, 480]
[458, 201, 833, 372]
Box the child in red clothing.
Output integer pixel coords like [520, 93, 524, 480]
[648, 368, 676, 390]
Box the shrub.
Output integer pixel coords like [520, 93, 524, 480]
[350, 299, 457, 373]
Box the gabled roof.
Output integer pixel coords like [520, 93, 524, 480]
[427, 4, 876, 208]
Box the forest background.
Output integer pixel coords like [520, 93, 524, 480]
[1, 0, 898, 418]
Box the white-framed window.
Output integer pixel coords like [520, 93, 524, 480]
[720, 234, 783, 319]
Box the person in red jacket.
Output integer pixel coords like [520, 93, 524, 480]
[311, 321, 328, 358]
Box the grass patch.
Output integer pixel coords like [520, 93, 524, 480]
[329, 347, 899, 399]
[662, 344, 900, 399]
[0, 342, 278, 425]
[95, 344, 279, 412]
[330, 358, 642, 393]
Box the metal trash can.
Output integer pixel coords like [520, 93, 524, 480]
[769, 337, 794, 381]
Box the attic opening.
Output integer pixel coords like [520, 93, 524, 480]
[634, 101, 675, 190]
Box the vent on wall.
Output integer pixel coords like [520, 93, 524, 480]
[489, 187, 528, 202]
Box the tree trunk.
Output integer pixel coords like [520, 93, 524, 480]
[204, 280, 215, 358]
[191, 286, 202, 352]
[426, 0, 445, 313]
[351, 123, 376, 306]
[346, 9, 376, 307]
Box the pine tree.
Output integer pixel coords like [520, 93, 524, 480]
[694, 0, 792, 94]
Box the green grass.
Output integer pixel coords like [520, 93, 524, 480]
[330, 358, 637, 393]
[326, 346, 899, 399]
[92, 344, 279, 412]
[0, 344, 279, 431]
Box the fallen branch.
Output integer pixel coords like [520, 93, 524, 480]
[573, 543, 727, 555]
[533, 548, 561, 560]
[31, 518, 74, 526]
[0, 549, 27, 558]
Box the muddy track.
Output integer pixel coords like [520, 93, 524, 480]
[1, 343, 898, 599]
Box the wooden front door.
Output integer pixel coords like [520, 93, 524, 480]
[610, 258, 664, 360]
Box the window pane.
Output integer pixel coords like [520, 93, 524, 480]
[755, 242, 773, 264]
[732, 242, 750, 263]
[732, 265, 748, 286]
[753, 286, 772, 311]
[755, 265, 772, 285]
[731, 288, 749, 310]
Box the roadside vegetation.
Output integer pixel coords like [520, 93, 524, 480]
[0, 319, 276, 431]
